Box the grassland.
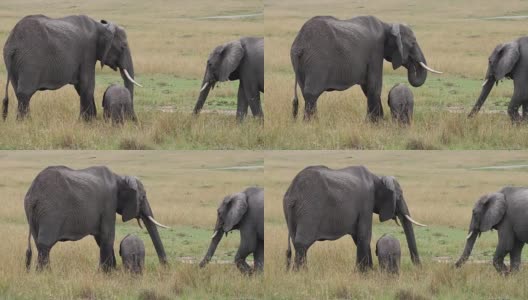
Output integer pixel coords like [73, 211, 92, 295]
[0, 151, 264, 299]
[264, 0, 528, 149]
[264, 151, 528, 299]
[0, 0, 264, 149]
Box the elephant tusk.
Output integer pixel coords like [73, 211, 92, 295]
[137, 218, 143, 229]
[481, 79, 488, 87]
[466, 231, 473, 240]
[394, 218, 401, 226]
[123, 69, 143, 87]
[419, 62, 443, 74]
[147, 215, 170, 229]
[405, 214, 427, 227]
[200, 82, 209, 92]
[211, 230, 218, 238]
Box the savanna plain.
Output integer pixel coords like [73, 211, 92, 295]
[0, 151, 264, 299]
[265, 151, 528, 299]
[265, 0, 528, 149]
[0, 0, 263, 149]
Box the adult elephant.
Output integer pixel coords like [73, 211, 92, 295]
[24, 166, 169, 272]
[291, 15, 441, 121]
[468, 37, 528, 122]
[2, 15, 142, 121]
[193, 37, 264, 122]
[455, 187, 528, 274]
[199, 187, 264, 274]
[284, 165, 426, 272]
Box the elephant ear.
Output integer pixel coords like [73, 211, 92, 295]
[479, 193, 506, 232]
[119, 176, 139, 222]
[491, 42, 520, 80]
[375, 176, 398, 222]
[217, 40, 244, 82]
[388, 24, 404, 70]
[99, 20, 116, 68]
[221, 192, 248, 232]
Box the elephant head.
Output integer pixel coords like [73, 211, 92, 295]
[118, 176, 169, 265]
[193, 40, 244, 114]
[98, 20, 142, 102]
[375, 176, 426, 265]
[385, 24, 442, 87]
[199, 192, 248, 268]
[468, 42, 520, 117]
[455, 193, 506, 268]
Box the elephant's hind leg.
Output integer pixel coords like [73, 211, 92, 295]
[35, 225, 58, 271]
[15, 90, 34, 120]
[509, 239, 524, 272]
[253, 239, 264, 273]
[236, 82, 249, 122]
[235, 231, 256, 274]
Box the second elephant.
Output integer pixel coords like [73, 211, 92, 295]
[388, 83, 414, 125]
[102, 84, 137, 124]
[376, 234, 401, 274]
[119, 234, 145, 275]
[193, 37, 264, 122]
[199, 187, 264, 274]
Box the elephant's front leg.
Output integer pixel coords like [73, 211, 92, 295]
[355, 217, 373, 272]
[76, 70, 97, 121]
[509, 239, 524, 272]
[235, 232, 256, 275]
[236, 82, 249, 122]
[253, 239, 264, 273]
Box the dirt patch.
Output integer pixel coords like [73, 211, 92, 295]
[197, 13, 263, 20]
[471, 164, 528, 170]
[215, 165, 263, 170]
[154, 105, 236, 115]
[177, 256, 234, 264]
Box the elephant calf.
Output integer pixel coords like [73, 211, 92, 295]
[119, 234, 145, 275]
[376, 234, 401, 274]
[388, 83, 414, 125]
[102, 84, 137, 124]
[199, 187, 264, 274]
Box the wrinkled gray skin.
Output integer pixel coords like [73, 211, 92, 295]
[119, 234, 145, 275]
[103, 84, 137, 125]
[284, 165, 422, 272]
[376, 234, 401, 274]
[455, 187, 528, 274]
[291, 15, 436, 121]
[2, 15, 139, 121]
[468, 37, 528, 122]
[388, 83, 414, 125]
[199, 187, 264, 274]
[24, 166, 168, 272]
[193, 37, 264, 122]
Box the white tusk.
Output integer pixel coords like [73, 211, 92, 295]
[394, 218, 401, 226]
[211, 230, 218, 238]
[481, 79, 488, 87]
[137, 218, 143, 229]
[419, 62, 443, 74]
[200, 82, 209, 92]
[147, 216, 170, 229]
[405, 214, 427, 227]
[466, 231, 473, 240]
[123, 69, 143, 87]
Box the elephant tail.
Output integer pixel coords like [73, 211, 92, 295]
[292, 75, 299, 119]
[25, 226, 32, 271]
[286, 233, 292, 270]
[2, 73, 9, 121]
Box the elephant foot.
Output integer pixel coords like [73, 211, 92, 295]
[235, 260, 253, 275]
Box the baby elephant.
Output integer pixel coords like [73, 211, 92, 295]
[102, 84, 137, 124]
[376, 234, 401, 274]
[119, 234, 145, 275]
[388, 83, 414, 125]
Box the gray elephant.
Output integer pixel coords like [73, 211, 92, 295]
[193, 37, 264, 122]
[291, 15, 441, 121]
[468, 37, 528, 122]
[375, 234, 401, 274]
[2, 15, 142, 121]
[284, 165, 426, 272]
[102, 84, 137, 124]
[388, 83, 414, 125]
[119, 234, 145, 275]
[199, 187, 264, 274]
[455, 187, 528, 274]
[24, 166, 169, 272]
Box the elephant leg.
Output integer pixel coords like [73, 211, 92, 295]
[236, 82, 249, 122]
[361, 83, 383, 122]
[355, 217, 373, 272]
[234, 233, 256, 275]
[35, 224, 58, 271]
[243, 80, 263, 119]
[293, 242, 309, 271]
[76, 72, 96, 121]
[522, 103, 528, 122]
[301, 91, 321, 121]
[253, 239, 264, 273]
[15, 90, 34, 120]
[36, 244, 51, 271]
[95, 235, 116, 269]
[509, 239, 524, 272]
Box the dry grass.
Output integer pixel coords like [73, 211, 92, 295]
[264, 151, 528, 299]
[0, 0, 264, 149]
[0, 151, 264, 299]
[264, 0, 528, 149]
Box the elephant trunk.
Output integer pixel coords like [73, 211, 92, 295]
[141, 202, 168, 265]
[468, 75, 495, 118]
[119, 48, 135, 104]
[455, 230, 479, 268]
[193, 68, 215, 115]
[397, 200, 420, 265]
[407, 45, 428, 87]
[199, 228, 224, 268]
